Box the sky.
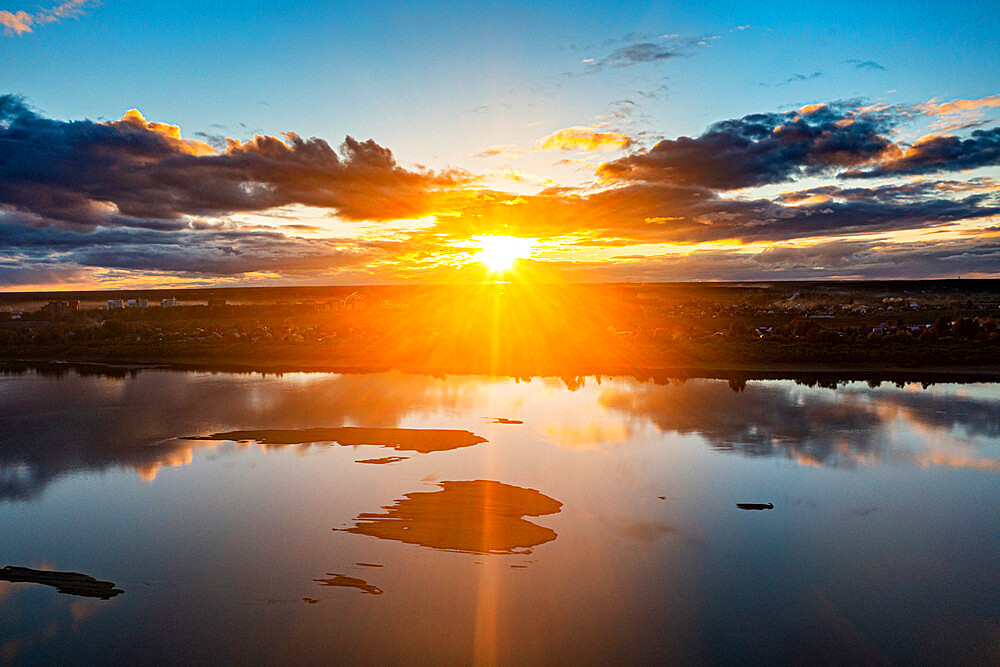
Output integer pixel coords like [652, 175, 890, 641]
[1, 0, 999, 289]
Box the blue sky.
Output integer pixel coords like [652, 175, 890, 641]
[7, 1, 996, 159]
[1, 0, 999, 287]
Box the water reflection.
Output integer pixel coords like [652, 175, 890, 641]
[599, 380, 1000, 471]
[338, 480, 562, 554]
[0, 367, 997, 663]
[0, 582, 109, 663]
[0, 369, 491, 500]
[1, 368, 999, 503]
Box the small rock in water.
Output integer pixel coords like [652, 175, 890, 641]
[736, 502, 774, 510]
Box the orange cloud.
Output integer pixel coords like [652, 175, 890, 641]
[111, 109, 216, 156]
[474, 144, 523, 159]
[798, 103, 826, 115]
[535, 125, 633, 153]
[1, 0, 94, 37]
[918, 94, 1000, 117]
[0, 10, 33, 35]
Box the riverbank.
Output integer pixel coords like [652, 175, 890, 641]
[5, 355, 1000, 384]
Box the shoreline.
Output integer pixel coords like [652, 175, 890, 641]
[5, 356, 1000, 384]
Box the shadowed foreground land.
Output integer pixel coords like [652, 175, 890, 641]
[3, 282, 1000, 377]
[0, 566, 123, 600]
[338, 480, 563, 554]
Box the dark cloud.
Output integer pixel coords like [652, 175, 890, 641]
[551, 236, 1000, 282]
[635, 82, 670, 100]
[0, 220, 394, 284]
[419, 176, 999, 249]
[600, 100, 1000, 191]
[597, 102, 898, 190]
[582, 42, 681, 73]
[1, 95, 998, 284]
[0, 95, 466, 230]
[842, 128, 1000, 178]
[761, 71, 824, 87]
[845, 59, 886, 71]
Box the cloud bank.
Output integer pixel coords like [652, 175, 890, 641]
[0, 94, 998, 286]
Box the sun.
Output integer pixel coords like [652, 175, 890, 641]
[474, 236, 535, 272]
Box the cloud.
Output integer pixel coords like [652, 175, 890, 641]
[917, 94, 1000, 117]
[762, 71, 824, 87]
[534, 125, 633, 152]
[841, 128, 1000, 179]
[585, 42, 679, 72]
[2, 94, 999, 284]
[417, 176, 999, 250]
[0, 222, 394, 283]
[0, 0, 96, 37]
[845, 59, 886, 71]
[607, 236, 1000, 281]
[597, 98, 1000, 190]
[0, 95, 468, 229]
[914, 94, 1000, 131]
[597, 102, 898, 190]
[474, 144, 522, 159]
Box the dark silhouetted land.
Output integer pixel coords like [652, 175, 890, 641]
[313, 573, 384, 595]
[3, 281, 999, 378]
[195, 427, 487, 453]
[0, 565, 123, 599]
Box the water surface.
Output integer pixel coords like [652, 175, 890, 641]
[0, 368, 998, 664]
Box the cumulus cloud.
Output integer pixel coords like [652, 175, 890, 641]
[0, 95, 468, 229]
[534, 125, 633, 152]
[0, 95, 474, 284]
[597, 102, 898, 190]
[2, 94, 999, 284]
[598, 98, 1000, 190]
[0, 0, 95, 37]
[841, 128, 1000, 179]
